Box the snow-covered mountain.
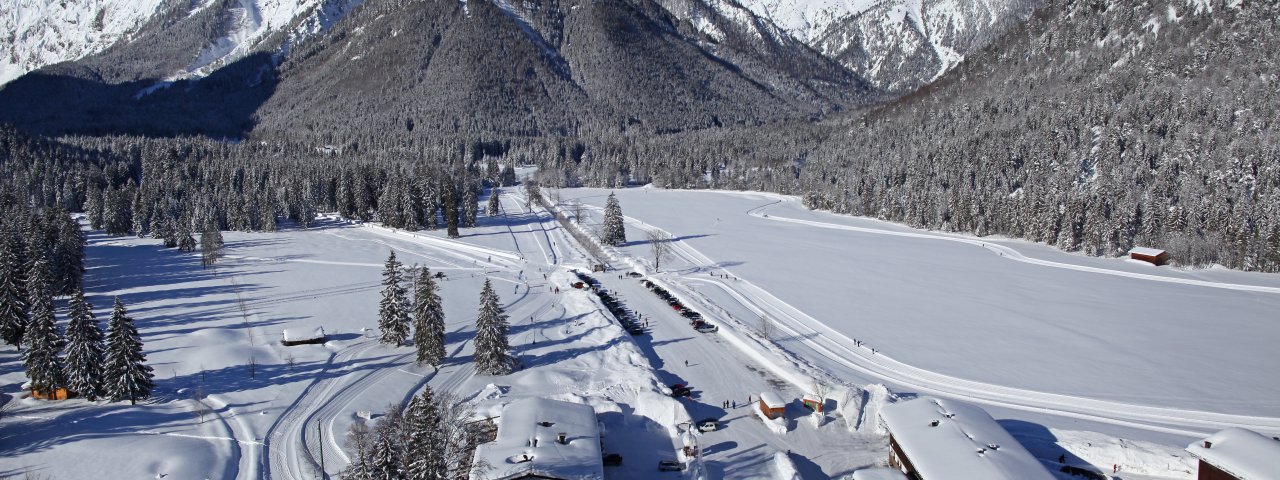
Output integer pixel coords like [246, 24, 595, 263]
[695, 0, 1042, 94]
[0, 0, 363, 86]
[0, 0, 166, 85]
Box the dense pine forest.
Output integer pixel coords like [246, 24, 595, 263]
[1, 0, 1277, 272]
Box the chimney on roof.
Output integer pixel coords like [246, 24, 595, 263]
[929, 420, 940, 427]
[1203, 441, 1212, 449]
[557, 432, 568, 444]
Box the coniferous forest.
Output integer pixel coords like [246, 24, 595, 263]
[0, 0, 1276, 272]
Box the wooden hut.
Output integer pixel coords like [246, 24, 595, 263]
[31, 387, 72, 400]
[281, 327, 327, 346]
[1185, 428, 1280, 480]
[802, 394, 824, 413]
[758, 392, 786, 420]
[1128, 247, 1170, 266]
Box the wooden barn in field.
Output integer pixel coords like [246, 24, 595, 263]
[879, 397, 1054, 480]
[758, 392, 786, 420]
[281, 327, 327, 346]
[1185, 428, 1280, 480]
[1128, 247, 1171, 266]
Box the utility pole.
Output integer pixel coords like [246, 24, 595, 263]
[317, 418, 326, 479]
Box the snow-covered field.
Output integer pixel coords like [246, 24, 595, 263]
[4, 184, 1276, 479]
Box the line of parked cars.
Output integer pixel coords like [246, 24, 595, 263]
[641, 280, 717, 333]
[574, 270, 646, 336]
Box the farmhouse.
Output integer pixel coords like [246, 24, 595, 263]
[281, 327, 327, 346]
[472, 398, 604, 480]
[1185, 428, 1280, 480]
[1128, 246, 1171, 265]
[878, 397, 1053, 480]
[758, 391, 786, 420]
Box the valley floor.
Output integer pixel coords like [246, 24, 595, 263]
[2, 186, 1276, 479]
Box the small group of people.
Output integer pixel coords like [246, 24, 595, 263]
[720, 400, 738, 409]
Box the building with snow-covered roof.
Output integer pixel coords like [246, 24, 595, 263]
[758, 391, 786, 419]
[1128, 246, 1170, 265]
[1185, 428, 1280, 480]
[281, 327, 326, 346]
[878, 397, 1053, 480]
[471, 398, 603, 480]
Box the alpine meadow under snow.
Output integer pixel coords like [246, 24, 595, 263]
[2, 0, 1279, 479]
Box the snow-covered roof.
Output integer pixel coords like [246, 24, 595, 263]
[760, 391, 786, 408]
[879, 397, 1053, 480]
[472, 398, 603, 480]
[1185, 428, 1280, 480]
[851, 467, 910, 480]
[1128, 246, 1167, 257]
[282, 327, 325, 342]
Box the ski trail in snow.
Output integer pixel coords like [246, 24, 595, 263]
[605, 206, 1280, 438]
[748, 201, 1280, 295]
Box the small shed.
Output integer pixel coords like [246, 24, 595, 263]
[1128, 247, 1171, 266]
[1185, 428, 1280, 480]
[30, 387, 73, 400]
[879, 397, 1053, 480]
[758, 392, 786, 420]
[802, 394, 823, 413]
[282, 327, 327, 346]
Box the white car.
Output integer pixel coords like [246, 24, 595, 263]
[697, 419, 719, 432]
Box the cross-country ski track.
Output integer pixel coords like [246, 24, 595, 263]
[599, 199, 1280, 440]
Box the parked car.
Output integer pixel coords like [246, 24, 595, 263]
[696, 418, 719, 432]
[626, 272, 644, 278]
[695, 323, 718, 333]
[603, 453, 623, 466]
[658, 460, 684, 471]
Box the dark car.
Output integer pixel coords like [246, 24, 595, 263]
[658, 460, 684, 471]
[626, 272, 644, 278]
[603, 453, 623, 466]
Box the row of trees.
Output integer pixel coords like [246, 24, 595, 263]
[20, 290, 154, 404]
[376, 251, 515, 376]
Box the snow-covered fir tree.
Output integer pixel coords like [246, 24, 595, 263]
[63, 288, 105, 400]
[474, 279, 512, 375]
[378, 251, 411, 346]
[104, 297, 155, 404]
[22, 259, 65, 399]
[402, 387, 445, 480]
[369, 403, 405, 480]
[0, 237, 29, 348]
[53, 210, 85, 296]
[463, 184, 478, 228]
[486, 189, 500, 217]
[601, 192, 626, 246]
[412, 267, 446, 368]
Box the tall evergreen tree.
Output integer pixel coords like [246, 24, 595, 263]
[378, 251, 411, 346]
[463, 185, 478, 228]
[402, 387, 445, 480]
[474, 279, 512, 375]
[54, 211, 85, 296]
[0, 236, 29, 348]
[412, 267, 446, 368]
[22, 259, 65, 399]
[486, 189, 500, 217]
[443, 187, 460, 238]
[104, 297, 154, 404]
[369, 403, 405, 480]
[601, 192, 626, 246]
[63, 289, 104, 400]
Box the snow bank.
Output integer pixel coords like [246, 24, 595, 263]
[632, 391, 691, 437]
[754, 406, 788, 435]
[772, 451, 801, 480]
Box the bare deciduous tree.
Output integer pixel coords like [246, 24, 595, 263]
[757, 314, 774, 340]
[647, 229, 673, 272]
